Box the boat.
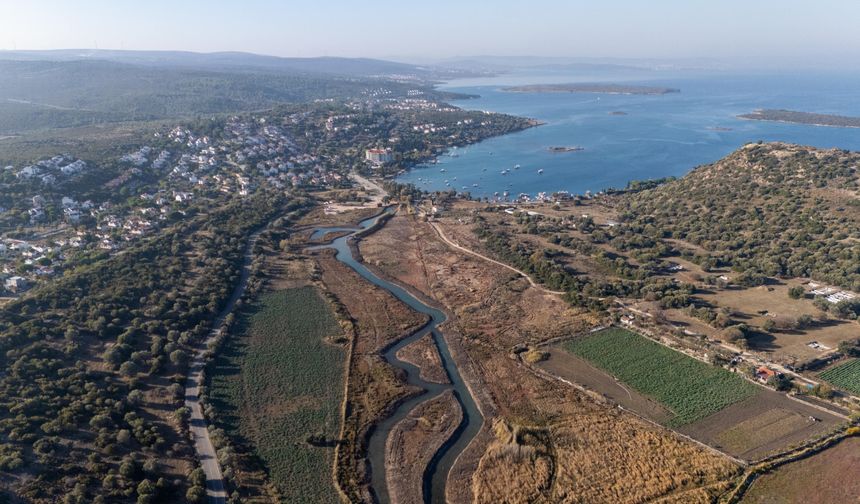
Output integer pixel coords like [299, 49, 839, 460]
[538, 169, 544, 174]
[514, 164, 520, 169]
[440, 168, 446, 173]
[472, 183, 479, 187]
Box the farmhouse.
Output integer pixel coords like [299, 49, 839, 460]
[755, 366, 777, 383]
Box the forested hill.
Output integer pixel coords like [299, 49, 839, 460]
[619, 142, 860, 290]
[0, 50, 451, 78]
[0, 58, 465, 134]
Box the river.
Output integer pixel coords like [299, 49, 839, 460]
[311, 209, 481, 504]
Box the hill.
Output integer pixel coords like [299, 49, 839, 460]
[619, 142, 860, 291]
[0, 55, 470, 134]
[0, 49, 453, 78]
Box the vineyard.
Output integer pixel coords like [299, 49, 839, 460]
[563, 327, 757, 426]
[820, 359, 860, 395]
[208, 286, 346, 503]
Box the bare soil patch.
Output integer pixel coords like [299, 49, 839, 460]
[538, 346, 672, 422]
[360, 213, 740, 503]
[741, 436, 860, 504]
[678, 391, 842, 461]
[396, 333, 450, 384]
[385, 390, 462, 504]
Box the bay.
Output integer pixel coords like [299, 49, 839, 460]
[395, 69, 860, 199]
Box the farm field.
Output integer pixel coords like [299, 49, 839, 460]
[549, 328, 843, 460]
[562, 327, 758, 426]
[683, 392, 842, 460]
[819, 358, 860, 395]
[208, 286, 346, 503]
[741, 437, 860, 504]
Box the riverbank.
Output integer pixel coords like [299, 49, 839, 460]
[311, 209, 485, 504]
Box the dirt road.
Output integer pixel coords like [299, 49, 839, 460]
[429, 221, 566, 296]
[324, 172, 387, 213]
[184, 228, 264, 503]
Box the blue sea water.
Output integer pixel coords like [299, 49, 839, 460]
[395, 70, 860, 198]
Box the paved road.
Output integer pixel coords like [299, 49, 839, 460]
[429, 221, 566, 296]
[184, 229, 263, 504]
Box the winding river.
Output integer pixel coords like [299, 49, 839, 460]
[310, 209, 483, 504]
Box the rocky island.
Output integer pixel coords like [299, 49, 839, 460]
[503, 83, 680, 95]
[739, 109, 860, 128]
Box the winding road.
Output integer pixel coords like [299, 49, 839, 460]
[429, 221, 566, 296]
[184, 228, 264, 504]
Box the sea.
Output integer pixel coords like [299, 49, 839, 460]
[395, 68, 860, 199]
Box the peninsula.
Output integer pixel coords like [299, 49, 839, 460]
[738, 109, 860, 128]
[503, 83, 681, 95]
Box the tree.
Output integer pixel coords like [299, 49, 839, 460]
[189, 468, 206, 488]
[186, 485, 206, 503]
[128, 389, 144, 405]
[117, 429, 132, 445]
[119, 361, 140, 377]
[169, 349, 189, 367]
[722, 325, 746, 344]
[812, 383, 834, 399]
[788, 285, 805, 299]
[768, 374, 792, 391]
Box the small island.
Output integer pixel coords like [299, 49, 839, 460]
[548, 146, 585, 153]
[738, 109, 860, 128]
[503, 83, 680, 95]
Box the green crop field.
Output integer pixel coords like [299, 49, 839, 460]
[819, 359, 860, 395]
[209, 286, 345, 503]
[563, 327, 757, 426]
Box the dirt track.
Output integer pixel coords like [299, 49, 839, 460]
[185, 228, 265, 503]
[429, 221, 566, 296]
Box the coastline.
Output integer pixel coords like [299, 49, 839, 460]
[737, 116, 860, 129]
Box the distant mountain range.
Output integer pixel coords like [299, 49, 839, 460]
[0, 51, 480, 135]
[0, 49, 461, 79]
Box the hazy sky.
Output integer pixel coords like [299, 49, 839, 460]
[2, 0, 859, 65]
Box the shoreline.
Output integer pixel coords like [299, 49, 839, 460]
[738, 109, 860, 129]
[737, 116, 860, 129]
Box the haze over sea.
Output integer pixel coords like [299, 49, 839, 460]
[396, 68, 860, 198]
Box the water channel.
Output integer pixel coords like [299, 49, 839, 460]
[310, 209, 482, 504]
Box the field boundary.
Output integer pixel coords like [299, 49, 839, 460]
[719, 428, 858, 503]
[517, 346, 749, 467]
